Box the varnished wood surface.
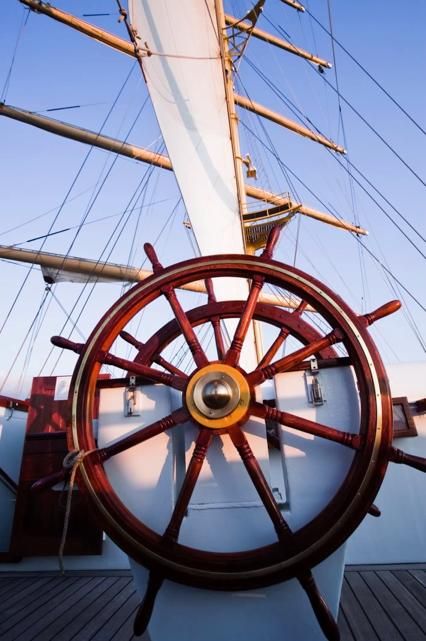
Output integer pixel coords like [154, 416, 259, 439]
[339, 566, 425, 641]
[0, 566, 424, 640]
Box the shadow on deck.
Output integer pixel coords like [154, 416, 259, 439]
[0, 565, 424, 640]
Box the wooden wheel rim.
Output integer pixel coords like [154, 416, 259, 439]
[69, 255, 392, 590]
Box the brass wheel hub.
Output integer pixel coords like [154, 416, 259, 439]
[185, 363, 251, 428]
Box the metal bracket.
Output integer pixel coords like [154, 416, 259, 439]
[125, 376, 140, 417]
[225, 0, 265, 66]
[305, 357, 325, 406]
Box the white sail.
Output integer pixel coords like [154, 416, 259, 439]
[125, 8, 347, 641]
[129, 0, 245, 256]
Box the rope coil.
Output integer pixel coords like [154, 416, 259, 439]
[58, 449, 95, 574]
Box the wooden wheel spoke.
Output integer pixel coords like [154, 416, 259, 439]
[258, 326, 290, 369]
[205, 279, 226, 360]
[163, 428, 212, 542]
[152, 353, 186, 377]
[162, 286, 209, 368]
[252, 402, 362, 450]
[228, 426, 293, 545]
[247, 328, 343, 386]
[145, 242, 208, 368]
[225, 275, 264, 366]
[298, 571, 340, 641]
[211, 317, 226, 360]
[120, 330, 186, 377]
[229, 424, 340, 640]
[134, 572, 163, 637]
[134, 428, 212, 635]
[360, 300, 401, 327]
[225, 226, 282, 367]
[100, 351, 187, 390]
[98, 407, 189, 461]
[258, 300, 308, 368]
[50, 337, 187, 389]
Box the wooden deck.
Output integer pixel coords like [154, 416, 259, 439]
[0, 566, 424, 640]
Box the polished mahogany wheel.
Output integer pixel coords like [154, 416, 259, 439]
[50, 228, 424, 640]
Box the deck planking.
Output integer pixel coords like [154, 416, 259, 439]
[0, 566, 424, 641]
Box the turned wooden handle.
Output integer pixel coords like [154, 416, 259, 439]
[51, 335, 84, 354]
[205, 278, 217, 303]
[120, 330, 143, 349]
[362, 300, 401, 326]
[262, 225, 281, 259]
[31, 468, 68, 492]
[368, 504, 381, 517]
[134, 573, 164, 636]
[144, 243, 163, 273]
[390, 448, 426, 473]
[299, 572, 340, 641]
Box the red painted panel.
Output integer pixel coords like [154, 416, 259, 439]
[0, 395, 29, 412]
[5, 375, 109, 559]
[26, 376, 69, 434]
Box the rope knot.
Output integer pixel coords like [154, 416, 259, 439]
[58, 448, 95, 574]
[62, 449, 84, 470]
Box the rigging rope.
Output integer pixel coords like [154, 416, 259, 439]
[0, 187, 95, 239]
[244, 57, 426, 255]
[304, 8, 426, 137]
[58, 449, 96, 574]
[235, 71, 372, 311]
[234, 74, 302, 202]
[261, 15, 426, 188]
[0, 63, 137, 338]
[42, 154, 165, 376]
[1, 7, 30, 102]
[0, 287, 51, 393]
[240, 121, 426, 316]
[9, 199, 171, 247]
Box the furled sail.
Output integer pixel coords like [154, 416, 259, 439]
[129, 0, 245, 255]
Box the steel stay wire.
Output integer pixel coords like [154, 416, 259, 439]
[0, 63, 137, 338]
[17, 93, 158, 375]
[0, 288, 50, 393]
[243, 57, 426, 254]
[304, 7, 426, 137]
[236, 60, 426, 327]
[260, 14, 426, 189]
[41, 162, 160, 376]
[240, 120, 426, 316]
[1, 7, 30, 102]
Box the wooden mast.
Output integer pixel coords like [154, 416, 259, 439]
[234, 94, 345, 153]
[0, 245, 307, 310]
[0, 103, 366, 236]
[20, 1, 328, 67]
[214, 0, 249, 251]
[18, 1, 339, 154]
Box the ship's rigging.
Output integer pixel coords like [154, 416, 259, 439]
[0, 3, 425, 640]
[0, 0, 425, 393]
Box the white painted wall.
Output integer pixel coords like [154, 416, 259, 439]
[127, 370, 354, 641]
[1, 360, 424, 623]
[0, 406, 27, 553]
[346, 362, 426, 564]
[0, 397, 129, 571]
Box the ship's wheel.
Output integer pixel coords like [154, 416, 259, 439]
[50, 228, 425, 641]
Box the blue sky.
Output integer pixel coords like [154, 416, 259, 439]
[0, 0, 425, 395]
